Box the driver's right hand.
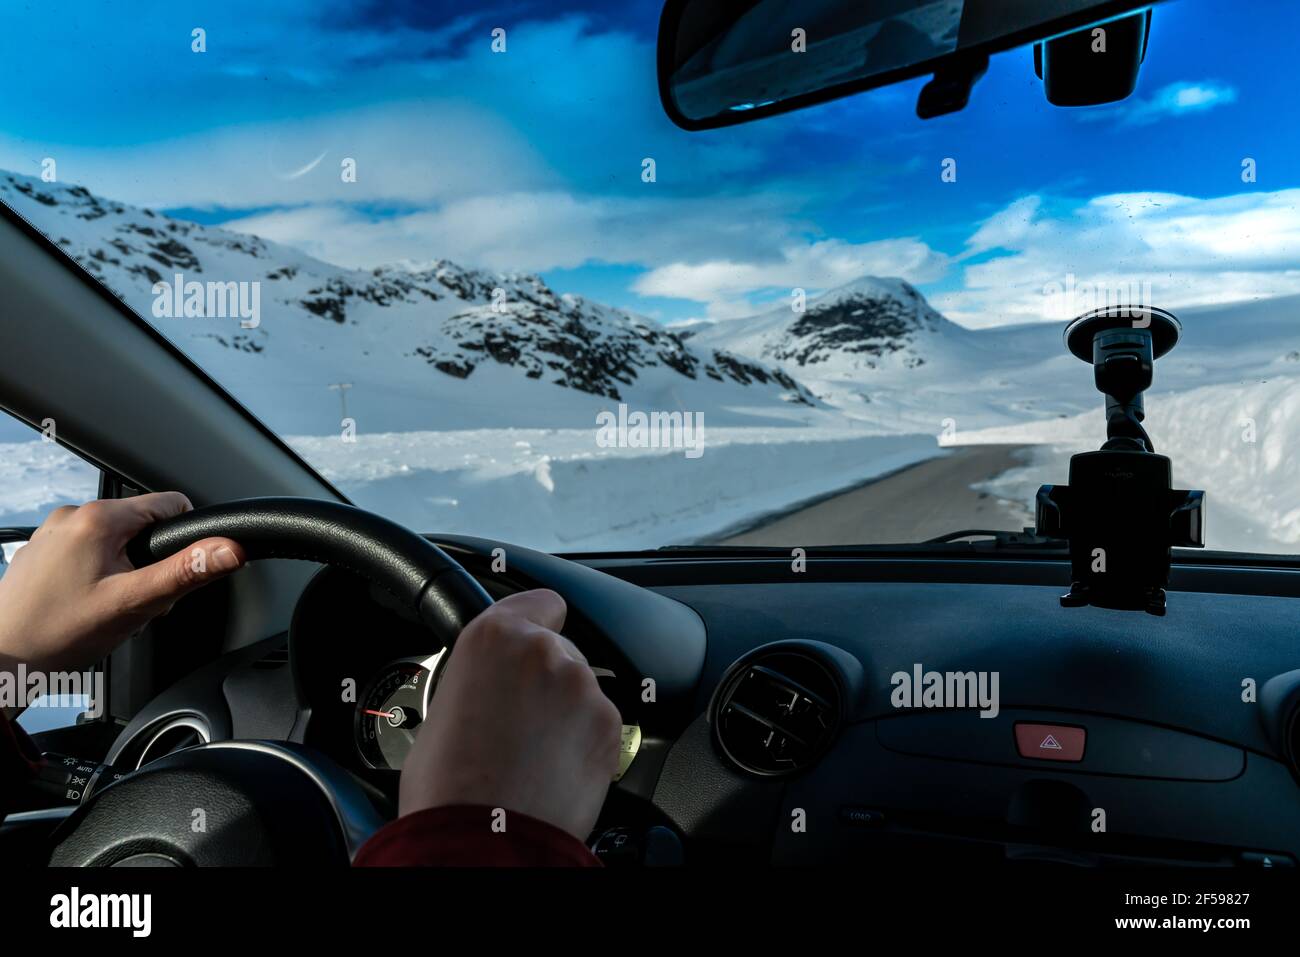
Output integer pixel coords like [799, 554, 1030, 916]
[397, 589, 622, 842]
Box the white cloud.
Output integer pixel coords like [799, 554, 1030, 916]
[632, 238, 950, 305]
[1087, 80, 1238, 126]
[935, 188, 1300, 328]
[226, 188, 951, 320]
[229, 185, 1300, 333]
[224, 189, 805, 274]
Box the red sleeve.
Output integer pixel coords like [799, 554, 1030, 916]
[353, 804, 601, 867]
[0, 711, 41, 818]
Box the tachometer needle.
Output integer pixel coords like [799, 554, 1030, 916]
[363, 709, 396, 719]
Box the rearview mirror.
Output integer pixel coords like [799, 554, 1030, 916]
[658, 0, 1162, 129]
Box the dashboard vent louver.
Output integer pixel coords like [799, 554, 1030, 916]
[712, 650, 841, 776]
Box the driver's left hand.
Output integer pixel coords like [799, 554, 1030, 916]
[0, 493, 245, 688]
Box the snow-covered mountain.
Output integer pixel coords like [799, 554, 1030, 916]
[12, 168, 1289, 443]
[689, 276, 976, 375]
[688, 273, 1300, 437]
[687, 275, 1077, 429]
[0, 171, 820, 436]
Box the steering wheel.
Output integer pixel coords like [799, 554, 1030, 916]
[48, 497, 494, 867]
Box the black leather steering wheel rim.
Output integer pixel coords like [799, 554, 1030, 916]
[50, 496, 496, 865]
[126, 496, 493, 645]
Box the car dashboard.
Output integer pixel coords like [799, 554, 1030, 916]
[647, 574, 1300, 867]
[102, 539, 1300, 868]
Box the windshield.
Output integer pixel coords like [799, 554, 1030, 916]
[1, 0, 1297, 553]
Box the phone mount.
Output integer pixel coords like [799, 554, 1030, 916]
[1034, 306, 1205, 616]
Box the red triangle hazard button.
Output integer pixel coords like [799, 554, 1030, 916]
[1014, 723, 1086, 762]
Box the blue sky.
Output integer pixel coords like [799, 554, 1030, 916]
[1, 0, 1297, 327]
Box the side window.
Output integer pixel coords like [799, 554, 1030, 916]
[0, 410, 102, 733]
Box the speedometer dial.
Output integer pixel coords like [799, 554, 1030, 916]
[354, 659, 437, 770]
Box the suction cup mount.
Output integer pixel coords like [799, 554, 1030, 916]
[1063, 306, 1182, 453]
[1035, 304, 1204, 616]
[1064, 305, 1181, 363]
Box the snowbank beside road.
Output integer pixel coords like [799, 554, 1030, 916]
[0, 424, 938, 552]
[288, 427, 940, 552]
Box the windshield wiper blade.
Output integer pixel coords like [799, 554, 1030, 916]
[923, 528, 1064, 548]
[654, 529, 1067, 554]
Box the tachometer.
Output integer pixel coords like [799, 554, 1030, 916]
[354, 657, 440, 770]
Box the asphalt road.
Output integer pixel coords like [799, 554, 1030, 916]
[713, 443, 1030, 546]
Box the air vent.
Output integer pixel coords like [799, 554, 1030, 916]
[1260, 670, 1300, 785]
[1285, 705, 1300, 781]
[712, 650, 841, 776]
